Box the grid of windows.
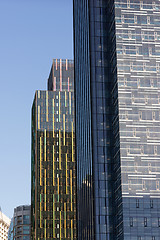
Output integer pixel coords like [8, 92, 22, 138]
[74, 0, 160, 239]
[114, 0, 160, 239]
[31, 60, 76, 239]
[12, 205, 31, 240]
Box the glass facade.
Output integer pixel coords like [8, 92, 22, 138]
[73, 0, 160, 239]
[12, 205, 31, 240]
[31, 59, 76, 239]
[114, 1, 160, 239]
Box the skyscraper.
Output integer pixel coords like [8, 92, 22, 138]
[73, 0, 160, 239]
[0, 210, 10, 240]
[31, 59, 76, 239]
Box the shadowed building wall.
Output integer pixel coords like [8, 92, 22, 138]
[73, 0, 160, 239]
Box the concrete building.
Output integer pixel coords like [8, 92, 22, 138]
[0, 210, 10, 240]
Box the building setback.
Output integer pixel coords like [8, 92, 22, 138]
[31, 59, 76, 239]
[0, 211, 10, 240]
[73, 0, 160, 239]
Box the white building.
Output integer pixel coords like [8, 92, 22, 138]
[0, 211, 11, 240]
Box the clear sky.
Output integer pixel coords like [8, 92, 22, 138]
[0, 0, 73, 218]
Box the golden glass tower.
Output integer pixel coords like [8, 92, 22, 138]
[31, 59, 76, 239]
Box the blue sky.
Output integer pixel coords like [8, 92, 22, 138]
[0, 0, 73, 218]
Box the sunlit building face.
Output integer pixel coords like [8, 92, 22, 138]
[31, 59, 76, 239]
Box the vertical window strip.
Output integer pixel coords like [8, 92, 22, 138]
[66, 59, 68, 71]
[59, 130, 61, 170]
[40, 137, 42, 186]
[40, 194, 42, 228]
[38, 106, 40, 130]
[68, 77, 70, 92]
[53, 145, 54, 186]
[59, 92, 61, 122]
[63, 114, 65, 145]
[72, 122, 74, 162]
[53, 194, 55, 237]
[60, 211, 61, 239]
[44, 129, 46, 162]
[53, 99, 54, 137]
[70, 170, 73, 211]
[60, 59, 62, 91]
[44, 169, 46, 211]
[64, 203, 66, 237]
[45, 219, 46, 240]
[71, 219, 73, 240]
[56, 59, 58, 70]
[66, 154, 68, 194]
[58, 177, 59, 202]
[54, 77, 56, 91]
[46, 92, 48, 122]
[69, 92, 71, 114]
[65, 91, 67, 107]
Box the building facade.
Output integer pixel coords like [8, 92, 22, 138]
[73, 0, 160, 239]
[0, 211, 10, 240]
[11, 205, 31, 240]
[31, 59, 76, 239]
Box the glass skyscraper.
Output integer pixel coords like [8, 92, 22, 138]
[31, 59, 76, 239]
[73, 0, 160, 239]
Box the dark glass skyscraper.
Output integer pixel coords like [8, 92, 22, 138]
[73, 0, 160, 239]
[31, 59, 76, 239]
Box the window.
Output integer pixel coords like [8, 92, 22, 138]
[130, 217, 133, 227]
[139, 111, 142, 120]
[126, 111, 128, 120]
[156, 63, 159, 72]
[146, 128, 149, 137]
[127, 0, 130, 8]
[133, 128, 136, 137]
[154, 146, 157, 155]
[150, 200, 153, 208]
[127, 145, 130, 154]
[134, 15, 137, 23]
[148, 163, 151, 173]
[23, 216, 29, 225]
[136, 199, 139, 208]
[140, 146, 144, 154]
[152, 112, 156, 120]
[142, 180, 145, 190]
[144, 217, 147, 227]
